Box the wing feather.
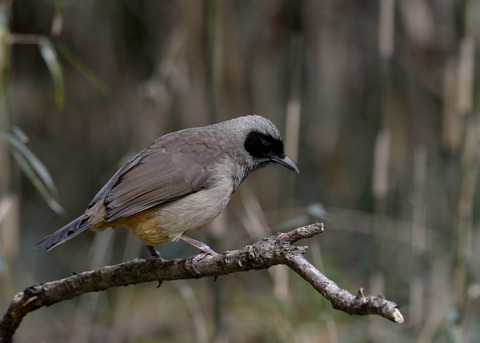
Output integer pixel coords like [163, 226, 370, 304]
[93, 130, 222, 223]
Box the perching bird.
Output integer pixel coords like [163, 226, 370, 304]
[35, 115, 299, 256]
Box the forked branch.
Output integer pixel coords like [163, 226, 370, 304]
[0, 223, 403, 343]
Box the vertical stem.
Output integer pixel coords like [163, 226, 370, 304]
[206, 0, 222, 340]
[0, 2, 10, 197]
[0, 1, 11, 305]
[372, 0, 395, 274]
[454, 120, 479, 342]
[274, 34, 303, 302]
[374, 0, 395, 222]
[206, 0, 221, 124]
[409, 146, 427, 330]
[451, 0, 476, 332]
[370, 0, 394, 339]
[285, 35, 302, 167]
[411, 146, 427, 252]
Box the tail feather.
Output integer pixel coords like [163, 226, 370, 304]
[35, 216, 92, 251]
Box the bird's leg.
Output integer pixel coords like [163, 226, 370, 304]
[146, 245, 164, 288]
[146, 245, 161, 257]
[181, 235, 218, 276]
[180, 235, 218, 255]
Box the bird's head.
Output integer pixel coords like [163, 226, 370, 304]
[214, 115, 299, 176]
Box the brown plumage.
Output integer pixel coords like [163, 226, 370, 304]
[35, 115, 299, 255]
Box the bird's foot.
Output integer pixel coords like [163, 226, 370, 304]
[188, 252, 216, 277]
[146, 245, 165, 287]
[146, 245, 166, 262]
[180, 235, 218, 275]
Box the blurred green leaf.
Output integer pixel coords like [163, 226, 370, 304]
[0, 125, 64, 214]
[55, 40, 109, 94]
[11, 150, 63, 214]
[38, 36, 64, 108]
[11, 125, 28, 143]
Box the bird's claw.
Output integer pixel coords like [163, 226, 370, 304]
[190, 250, 218, 276]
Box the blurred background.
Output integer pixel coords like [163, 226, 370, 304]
[1, 0, 480, 342]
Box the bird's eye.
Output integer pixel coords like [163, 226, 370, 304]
[244, 131, 283, 159]
[262, 140, 272, 150]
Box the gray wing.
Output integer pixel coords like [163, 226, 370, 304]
[89, 130, 222, 223]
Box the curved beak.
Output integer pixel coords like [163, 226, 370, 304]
[274, 155, 299, 173]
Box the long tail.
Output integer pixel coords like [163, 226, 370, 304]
[34, 216, 92, 251]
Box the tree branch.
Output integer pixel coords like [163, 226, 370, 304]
[0, 223, 403, 342]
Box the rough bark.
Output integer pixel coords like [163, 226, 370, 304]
[0, 223, 403, 342]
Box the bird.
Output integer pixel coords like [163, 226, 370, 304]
[35, 115, 299, 256]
